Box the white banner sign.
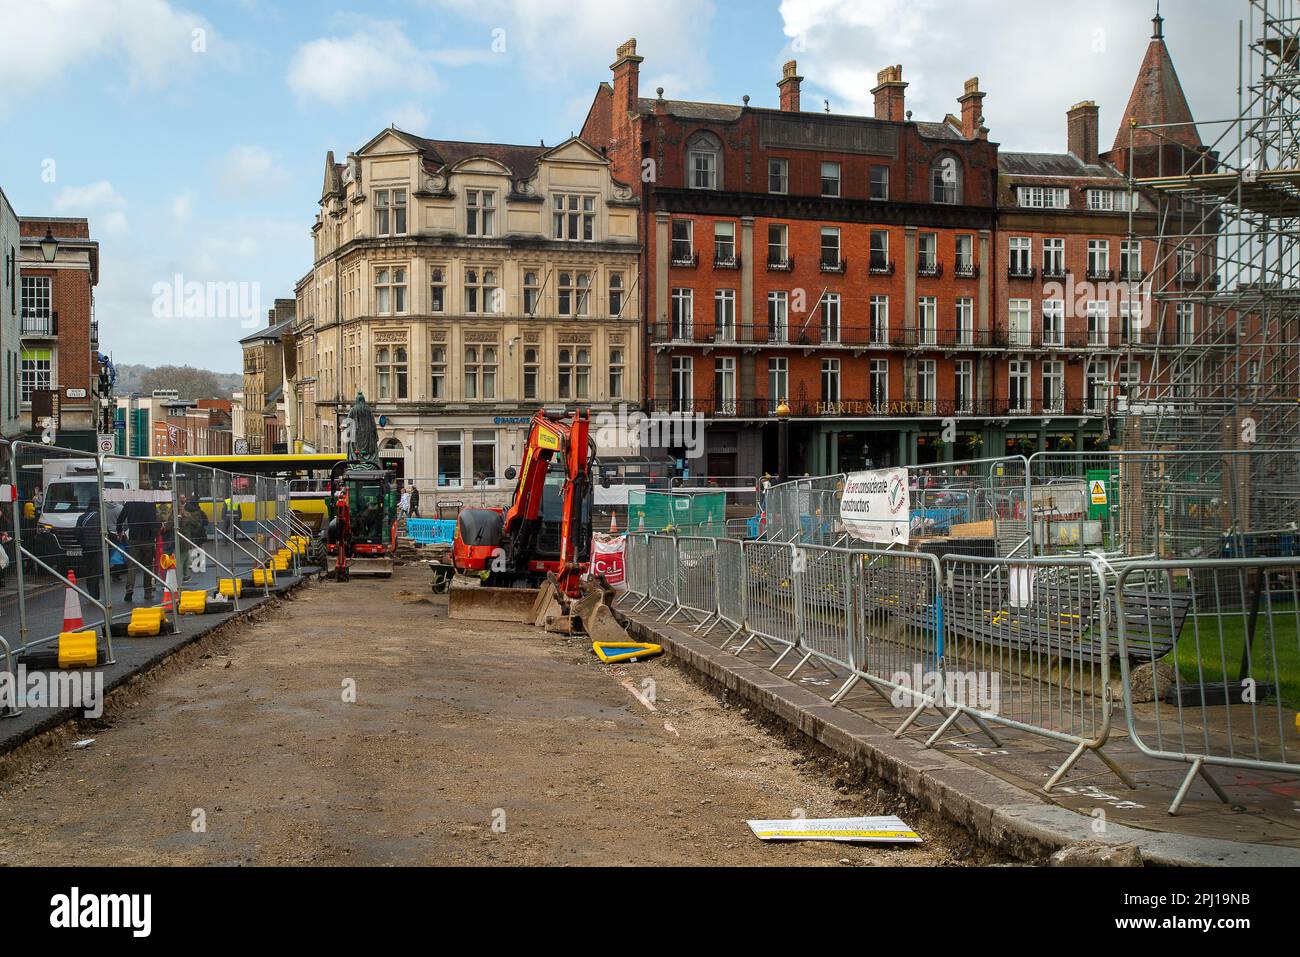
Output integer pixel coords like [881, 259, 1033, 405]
[746, 815, 921, 844]
[840, 468, 910, 544]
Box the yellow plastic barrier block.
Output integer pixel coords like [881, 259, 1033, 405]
[126, 607, 165, 637]
[178, 590, 207, 615]
[252, 567, 275, 585]
[218, 578, 242, 598]
[592, 641, 663, 664]
[58, 631, 98, 668]
[272, 555, 290, 571]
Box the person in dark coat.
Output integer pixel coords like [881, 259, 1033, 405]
[408, 483, 420, 519]
[73, 501, 105, 600]
[116, 487, 161, 602]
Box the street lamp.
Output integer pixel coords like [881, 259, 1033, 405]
[776, 398, 791, 484]
[39, 227, 58, 263]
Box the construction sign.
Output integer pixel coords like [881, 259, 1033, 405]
[1089, 479, 1108, 506]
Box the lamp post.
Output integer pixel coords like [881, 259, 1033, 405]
[776, 398, 791, 484]
[39, 227, 58, 263]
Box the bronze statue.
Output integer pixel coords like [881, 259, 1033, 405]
[346, 392, 379, 464]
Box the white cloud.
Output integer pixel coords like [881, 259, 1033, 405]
[214, 145, 289, 195]
[775, 0, 1236, 154]
[52, 181, 129, 236]
[388, 103, 433, 133]
[0, 0, 226, 107]
[287, 20, 439, 106]
[426, 0, 718, 95]
[171, 191, 193, 222]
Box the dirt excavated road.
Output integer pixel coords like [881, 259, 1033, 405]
[0, 565, 987, 866]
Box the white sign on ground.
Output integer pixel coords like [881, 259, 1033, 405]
[840, 468, 910, 544]
[746, 815, 921, 844]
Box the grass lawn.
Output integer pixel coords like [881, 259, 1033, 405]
[1170, 606, 1300, 711]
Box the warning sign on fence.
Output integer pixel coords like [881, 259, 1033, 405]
[840, 468, 910, 544]
[1090, 480, 1108, 506]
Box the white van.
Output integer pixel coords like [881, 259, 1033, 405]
[37, 458, 140, 553]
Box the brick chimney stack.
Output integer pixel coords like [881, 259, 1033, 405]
[958, 76, 986, 139]
[778, 59, 803, 112]
[611, 38, 643, 118]
[1067, 100, 1100, 165]
[872, 65, 907, 122]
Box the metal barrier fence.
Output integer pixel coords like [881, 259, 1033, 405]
[1029, 449, 1300, 561]
[405, 518, 456, 545]
[0, 440, 314, 714]
[938, 552, 1122, 790]
[616, 529, 1300, 806]
[1116, 556, 1300, 814]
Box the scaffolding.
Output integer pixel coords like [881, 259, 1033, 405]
[1119, 0, 1300, 550]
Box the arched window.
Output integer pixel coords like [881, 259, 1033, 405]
[686, 131, 723, 190]
[931, 153, 962, 204]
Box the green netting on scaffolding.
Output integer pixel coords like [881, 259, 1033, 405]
[626, 489, 726, 536]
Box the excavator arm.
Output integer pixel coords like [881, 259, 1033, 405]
[499, 409, 592, 594]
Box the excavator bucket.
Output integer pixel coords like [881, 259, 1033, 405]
[346, 556, 393, 578]
[448, 584, 541, 622]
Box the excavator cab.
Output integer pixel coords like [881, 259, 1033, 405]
[326, 464, 397, 579]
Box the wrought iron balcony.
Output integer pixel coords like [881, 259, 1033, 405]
[766, 256, 794, 272]
[1041, 264, 1068, 281]
[868, 258, 895, 276]
[917, 260, 943, 278]
[1007, 264, 1036, 281]
[953, 261, 979, 279]
[670, 251, 699, 268]
[713, 253, 741, 270]
[1086, 268, 1114, 282]
[21, 312, 57, 337]
[819, 256, 847, 274]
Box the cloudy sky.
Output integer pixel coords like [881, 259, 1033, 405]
[0, 0, 1241, 372]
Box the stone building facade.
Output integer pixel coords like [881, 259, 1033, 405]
[291, 128, 641, 488]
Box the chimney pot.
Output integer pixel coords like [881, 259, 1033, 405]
[778, 59, 803, 112]
[957, 75, 986, 139]
[871, 64, 907, 122]
[611, 37, 644, 118]
[1067, 99, 1101, 166]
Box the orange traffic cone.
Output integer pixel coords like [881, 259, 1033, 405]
[62, 570, 85, 631]
[161, 564, 178, 611]
[610, 512, 619, 534]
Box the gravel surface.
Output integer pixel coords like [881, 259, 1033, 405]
[0, 565, 987, 866]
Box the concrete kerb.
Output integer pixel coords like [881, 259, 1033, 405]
[0, 570, 318, 762]
[616, 605, 1300, 867]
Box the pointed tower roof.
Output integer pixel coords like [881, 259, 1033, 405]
[1111, 9, 1203, 154]
[320, 150, 344, 202]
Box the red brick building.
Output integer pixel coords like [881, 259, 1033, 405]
[17, 216, 108, 450]
[582, 14, 1204, 475]
[585, 44, 999, 475]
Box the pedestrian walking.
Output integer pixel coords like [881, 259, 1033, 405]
[398, 486, 412, 522]
[408, 483, 420, 518]
[0, 506, 11, 590]
[116, 483, 161, 603]
[178, 497, 207, 583]
[73, 499, 105, 601]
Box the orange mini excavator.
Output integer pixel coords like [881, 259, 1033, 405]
[451, 407, 596, 599]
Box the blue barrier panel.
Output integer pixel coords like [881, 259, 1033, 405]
[407, 518, 455, 545]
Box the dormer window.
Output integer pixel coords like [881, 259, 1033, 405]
[931, 153, 961, 204]
[553, 193, 595, 241]
[686, 132, 722, 190]
[466, 190, 496, 237]
[375, 189, 407, 236]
